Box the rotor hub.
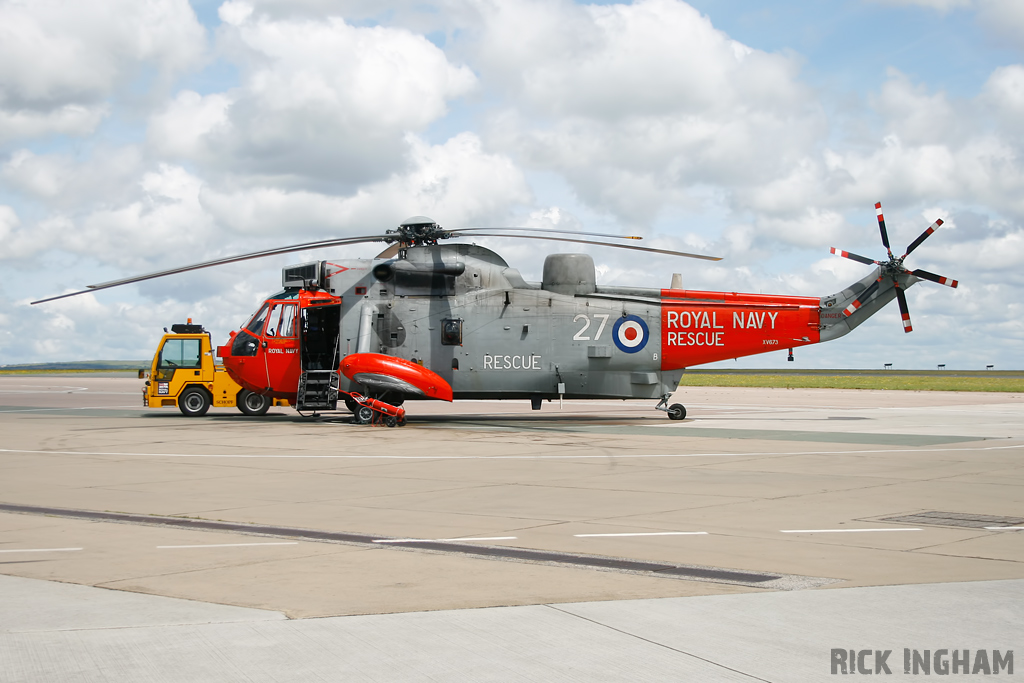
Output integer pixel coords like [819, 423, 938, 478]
[390, 216, 450, 246]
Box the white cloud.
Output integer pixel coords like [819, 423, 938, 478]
[148, 91, 232, 159]
[472, 0, 822, 223]
[2, 147, 143, 208]
[0, 104, 108, 144]
[152, 5, 478, 185]
[0, 0, 205, 140]
[976, 0, 1024, 49]
[201, 133, 531, 234]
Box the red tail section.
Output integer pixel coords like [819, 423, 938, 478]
[660, 289, 821, 370]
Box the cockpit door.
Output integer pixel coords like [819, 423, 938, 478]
[264, 303, 300, 391]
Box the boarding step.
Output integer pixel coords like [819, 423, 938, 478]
[296, 370, 340, 411]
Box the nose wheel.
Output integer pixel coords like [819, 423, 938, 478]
[655, 395, 686, 421]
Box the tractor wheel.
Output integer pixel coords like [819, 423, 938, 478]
[667, 403, 686, 421]
[179, 387, 211, 417]
[237, 389, 271, 416]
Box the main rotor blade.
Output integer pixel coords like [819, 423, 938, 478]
[452, 227, 642, 240]
[894, 281, 913, 333]
[911, 269, 959, 288]
[902, 218, 943, 258]
[842, 275, 884, 317]
[460, 233, 722, 261]
[875, 202, 894, 258]
[31, 234, 391, 305]
[830, 247, 879, 266]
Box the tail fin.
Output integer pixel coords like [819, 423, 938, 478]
[818, 268, 917, 342]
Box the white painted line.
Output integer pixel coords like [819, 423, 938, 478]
[3, 443, 1022, 460]
[574, 531, 708, 538]
[0, 547, 83, 553]
[984, 526, 1024, 530]
[156, 542, 299, 549]
[781, 528, 922, 534]
[372, 537, 517, 544]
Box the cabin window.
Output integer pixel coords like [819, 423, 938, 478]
[441, 318, 462, 346]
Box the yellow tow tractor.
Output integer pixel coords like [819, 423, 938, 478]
[142, 321, 283, 417]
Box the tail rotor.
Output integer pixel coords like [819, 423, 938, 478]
[830, 202, 959, 333]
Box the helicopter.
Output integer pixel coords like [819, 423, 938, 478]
[32, 202, 958, 425]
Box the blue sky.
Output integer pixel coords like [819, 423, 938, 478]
[1, 0, 1022, 370]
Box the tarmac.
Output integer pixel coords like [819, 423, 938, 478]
[1, 375, 1022, 680]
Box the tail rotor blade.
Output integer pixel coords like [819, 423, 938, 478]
[894, 281, 913, 333]
[911, 269, 959, 288]
[843, 275, 884, 317]
[902, 219, 943, 258]
[830, 247, 880, 266]
[876, 202, 892, 259]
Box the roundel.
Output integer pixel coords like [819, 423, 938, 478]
[612, 315, 649, 354]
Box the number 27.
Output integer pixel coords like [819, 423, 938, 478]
[573, 314, 609, 341]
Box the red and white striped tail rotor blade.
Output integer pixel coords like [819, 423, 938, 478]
[894, 282, 913, 333]
[911, 269, 959, 288]
[830, 247, 878, 266]
[843, 276, 884, 317]
[875, 202, 894, 258]
[902, 219, 943, 258]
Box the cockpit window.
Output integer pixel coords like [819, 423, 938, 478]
[266, 304, 297, 338]
[245, 304, 270, 334]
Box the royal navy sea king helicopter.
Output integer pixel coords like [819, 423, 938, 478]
[33, 203, 958, 425]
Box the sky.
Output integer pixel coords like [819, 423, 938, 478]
[1, 0, 1022, 370]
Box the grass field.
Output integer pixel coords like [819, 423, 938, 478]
[680, 369, 1024, 393]
[3, 366, 1022, 393]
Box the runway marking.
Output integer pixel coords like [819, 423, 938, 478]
[0, 547, 83, 553]
[781, 528, 922, 534]
[984, 526, 1024, 530]
[1, 443, 1020, 459]
[373, 536, 518, 543]
[157, 542, 299, 549]
[574, 532, 708, 538]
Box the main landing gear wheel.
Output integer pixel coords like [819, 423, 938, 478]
[178, 387, 211, 417]
[354, 405, 374, 425]
[237, 389, 270, 416]
[344, 396, 360, 414]
[667, 403, 686, 421]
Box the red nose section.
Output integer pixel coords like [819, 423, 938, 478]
[341, 354, 453, 402]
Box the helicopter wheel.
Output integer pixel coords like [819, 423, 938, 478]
[354, 406, 374, 425]
[667, 403, 686, 421]
[344, 396, 360, 414]
[237, 389, 270, 416]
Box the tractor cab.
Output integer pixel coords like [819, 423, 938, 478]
[219, 286, 342, 410]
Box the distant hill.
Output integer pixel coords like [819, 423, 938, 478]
[0, 360, 149, 371]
